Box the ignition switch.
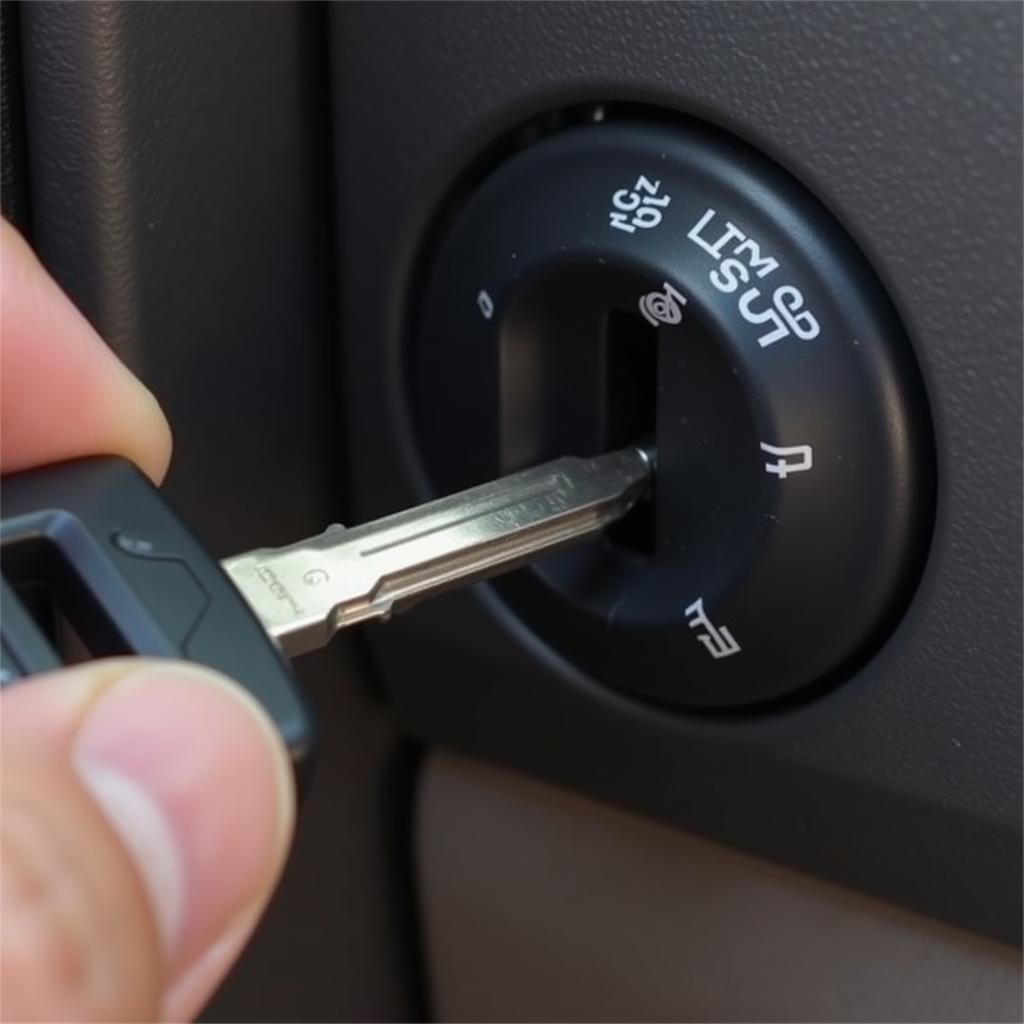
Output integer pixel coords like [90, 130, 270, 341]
[409, 114, 934, 709]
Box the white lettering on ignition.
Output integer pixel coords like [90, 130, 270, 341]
[687, 208, 819, 348]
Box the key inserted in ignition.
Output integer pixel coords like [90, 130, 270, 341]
[222, 446, 652, 657]
[0, 446, 653, 763]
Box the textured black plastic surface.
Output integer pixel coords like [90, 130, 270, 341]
[0, 2, 29, 233]
[412, 117, 934, 709]
[330, 3, 1022, 944]
[0, 457, 314, 762]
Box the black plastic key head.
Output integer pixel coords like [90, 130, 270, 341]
[0, 457, 315, 767]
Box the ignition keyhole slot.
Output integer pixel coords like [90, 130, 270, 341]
[498, 266, 661, 557]
[603, 309, 657, 555]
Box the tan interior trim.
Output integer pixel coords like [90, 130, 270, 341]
[418, 749, 1023, 1023]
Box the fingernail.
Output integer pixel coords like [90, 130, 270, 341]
[72, 662, 295, 978]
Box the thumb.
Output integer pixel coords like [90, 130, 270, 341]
[1, 659, 295, 1023]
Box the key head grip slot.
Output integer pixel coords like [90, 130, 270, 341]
[1, 457, 315, 767]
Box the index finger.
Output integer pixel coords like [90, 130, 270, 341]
[0, 220, 171, 482]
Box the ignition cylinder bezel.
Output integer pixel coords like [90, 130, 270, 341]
[407, 110, 935, 711]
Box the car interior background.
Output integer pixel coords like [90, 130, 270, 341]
[1, 3, 1020, 1022]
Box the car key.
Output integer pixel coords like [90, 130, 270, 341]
[221, 445, 652, 657]
[1, 447, 652, 765]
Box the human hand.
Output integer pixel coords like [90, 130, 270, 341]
[0, 220, 296, 1022]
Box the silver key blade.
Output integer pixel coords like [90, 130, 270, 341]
[221, 446, 652, 657]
